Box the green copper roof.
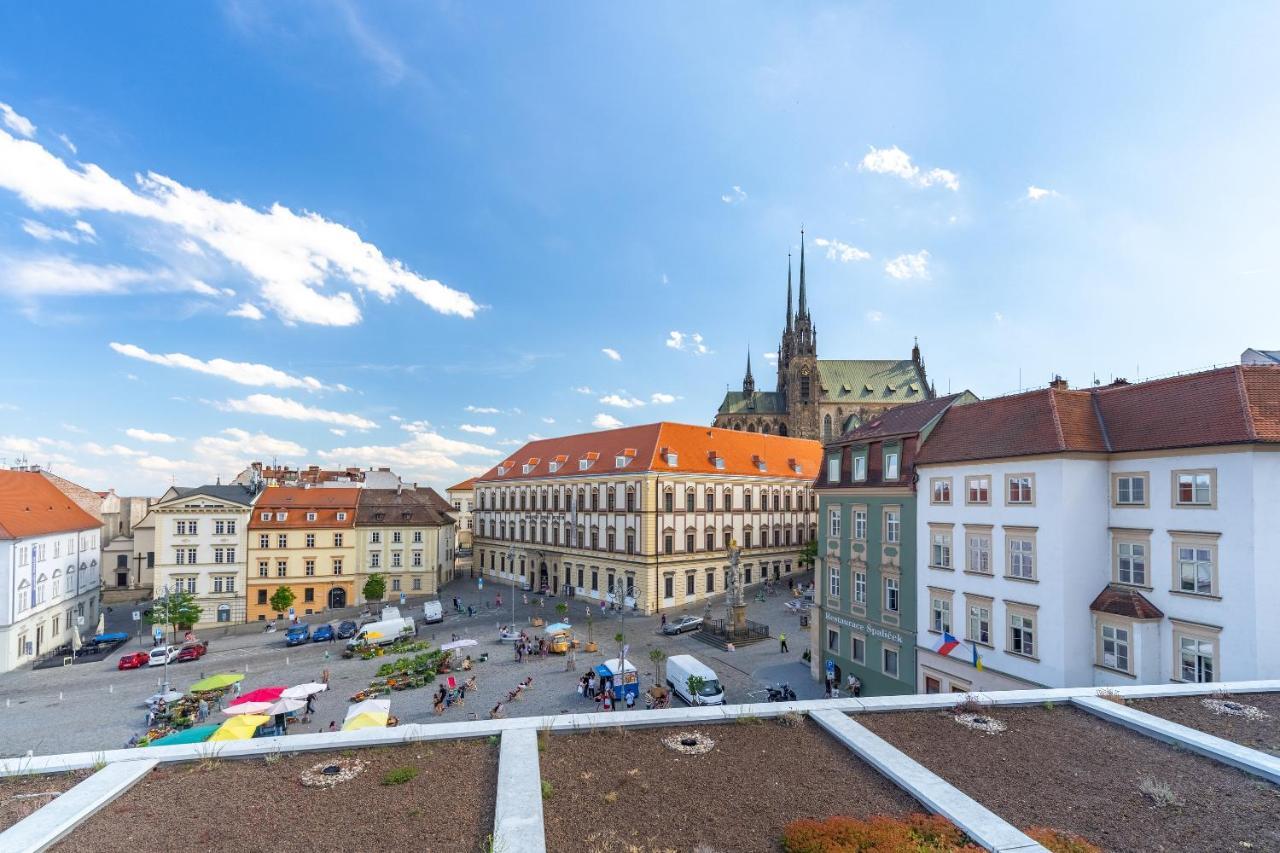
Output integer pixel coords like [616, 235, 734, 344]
[717, 390, 787, 414]
[817, 359, 928, 403]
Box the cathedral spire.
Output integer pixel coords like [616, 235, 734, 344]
[785, 253, 793, 332]
[742, 349, 755, 396]
[798, 228, 809, 319]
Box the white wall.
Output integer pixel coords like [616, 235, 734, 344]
[0, 528, 100, 672]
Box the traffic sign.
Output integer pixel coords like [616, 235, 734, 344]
[825, 658, 835, 675]
[477, 577, 484, 590]
[131, 611, 141, 622]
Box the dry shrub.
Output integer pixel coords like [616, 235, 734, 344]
[782, 815, 1100, 853]
[781, 814, 981, 852]
[1096, 688, 1126, 705]
[779, 710, 805, 727]
[952, 693, 991, 716]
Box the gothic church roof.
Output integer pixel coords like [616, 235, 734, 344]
[817, 359, 929, 403]
[716, 390, 787, 415]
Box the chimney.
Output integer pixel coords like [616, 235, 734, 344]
[1109, 377, 1130, 387]
[1049, 375, 1069, 391]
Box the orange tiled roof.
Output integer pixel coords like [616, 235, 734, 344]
[917, 365, 1280, 465]
[1089, 584, 1164, 620]
[248, 487, 360, 529]
[447, 477, 480, 493]
[476, 422, 822, 483]
[0, 471, 102, 539]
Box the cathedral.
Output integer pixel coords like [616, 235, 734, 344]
[713, 232, 935, 443]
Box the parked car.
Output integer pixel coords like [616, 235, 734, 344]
[336, 620, 358, 639]
[176, 641, 208, 662]
[117, 651, 150, 670]
[422, 600, 443, 624]
[147, 645, 179, 667]
[311, 624, 335, 643]
[666, 654, 725, 705]
[662, 614, 704, 635]
[285, 624, 311, 646]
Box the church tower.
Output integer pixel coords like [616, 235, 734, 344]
[784, 230, 821, 439]
[741, 350, 755, 396]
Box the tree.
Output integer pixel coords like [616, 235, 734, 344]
[686, 674, 706, 704]
[648, 648, 667, 684]
[555, 601, 569, 621]
[800, 538, 818, 568]
[146, 588, 202, 640]
[362, 573, 386, 603]
[269, 585, 295, 617]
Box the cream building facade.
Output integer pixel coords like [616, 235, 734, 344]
[355, 486, 457, 603]
[472, 423, 821, 615]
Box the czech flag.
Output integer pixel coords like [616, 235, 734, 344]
[932, 631, 983, 671]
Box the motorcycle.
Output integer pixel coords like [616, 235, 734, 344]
[765, 683, 797, 702]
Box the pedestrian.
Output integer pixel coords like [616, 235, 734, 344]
[305, 694, 316, 716]
[779, 632, 788, 653]
[322, 668, 331, 686]
[848, 675, 862, 698]
[576, 676, 585, 698]
[328, 630, 335, 643]
[788, 578, 794, 591]
[602, 692, 613, 712]
[197, 697, 209, 722]
[660, 613, 667, 628]
[327, 720, 337, 732]
[625, 691, 635, 711]
[824, 678, 832, 698]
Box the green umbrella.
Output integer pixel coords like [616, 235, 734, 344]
[146, 723, 220, 746]
[189, 673, 245, 693]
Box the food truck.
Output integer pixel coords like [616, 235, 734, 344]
[542, 622, 574, 654]
[595, 658, 639, 701]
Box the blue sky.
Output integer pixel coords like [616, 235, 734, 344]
[1, 2, 1278, 495]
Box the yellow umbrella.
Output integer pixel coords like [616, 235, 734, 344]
[342, 711, 389, 731]
[208, 714, 270, 741]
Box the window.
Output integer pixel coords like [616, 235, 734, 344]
[705, 491, 714, 512]
[854, 509, 867, 541]
[1113, 473, 1148, 507]
[1009, 611, 1035, 657]
[392, 531, 402, 544]
[303, 587, 314, 603]
[304, 559, 315, 576]
[966, 530, 992, 574]
[1116, 541, 1147, 586]
[850, 634, 865, 664]
[663, 535, 673, 555]
[663, 492, 674, 512]
[336, 512, 347, 521]
[412, 551, 423, 567]
[1099, 623, 1130, 673]
[883, 450, 899, 481]
[828, 507, 841, 538]
[259, 534, 270, 549]
[967, 599, 991, 646]
[413, 578, 422, 591]
[1176, 543, 1215, 595]
[685, 491, 695, 512]
[333, 558, 343, 575]
[277, 534, 288, 548]
[827, 628, 840, 652]
[853, 570, 866, 605]
[392, 578, 401, 592]
[1006, 474, 1034, 505]
[930, 528, 952, 569]
[333, 533, 344, 547]
[931, 594, 952, 633]
[370, 552, 381, 569]
[306, 512, 317, 522]
[305, 533, 315, 548]
[663, 575, 674, 599]
[705, 570, 715, 593]
[685, 533, 695, 552]
[1174, 470, 1214, 507]
[884, 576, 899, 613]
[257, 589, 268, 605]
[276, 512, 287, 521]
[686, 574, 695, 596]
[965, 476, 990, 505]
[853, 455, 866, 481]
[1006, 532, 1035, 580]
[413, 531, 423, 543]
[371, 531, 382, 544]
[930, 478, 952, 505]
[884, 510, 900, 544]
[828, 564, 840, 598]
[276, 560, 287, 578]
[1175, 626, 1217, 683]
[826, 455, 840, 483]
[882, 645, 899, 678]
[258, 560, 268, 577]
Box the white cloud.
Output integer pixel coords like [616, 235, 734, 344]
[601, 348, 622, 361]
[660, 273, 669, 286]
[665, 331, 711, 355]
[762, 351, 778, 365]
[188, 428, 308, 478]
[0, 123, 479, 325]
[3, 257, 171, 296]
[994, 312, 1005, 324]
[1026, 185, 1059, 202]
[21, 219, 95, 244]
[720, 185, 747, 205]
[125, 428, 178, 443]
[109, 341, 340, 392]
[399, 419, 432, 433]
[600, 394, 644, 409]
[650, 392, 676, 404]
[221, 394, 377, 429]
[541, 417, 555, 424]
[858, 146, 959, 191]
[866, 310, 884, 323]
[228, 302, 265, 320]
[592, 413, 623, 429]
[884, 251, 931, 281]
[0, 102, 35, 138]
[571, 386, 593, 395]
[497, 438, 522, 447]
[317, 429, 499, 486]
[813, 237, 871, 263]
[329, 428, 347, 436]
[465, 405, 501, 414]
[57, 133, 76, 155]
[459, 424, 497, 436]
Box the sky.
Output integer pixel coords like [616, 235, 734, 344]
[1, 2, 1278, 496]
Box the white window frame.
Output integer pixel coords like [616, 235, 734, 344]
[883, 451, 899, 481]
[828, 507, 841, 538]
[828, 563, 840, 599]
[853, 455, 867, 482]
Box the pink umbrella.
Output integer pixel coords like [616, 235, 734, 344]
[230, 686, 286, 706]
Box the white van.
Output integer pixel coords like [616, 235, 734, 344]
[422, 599, 443, 624]
[665, 654, 725, 706]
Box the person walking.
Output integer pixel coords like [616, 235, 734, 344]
[779, 632, 788, 653]
[328, 629, 335, 644]
[660, 613, 667, 628]
[625, 690, 635, 711]
[197, 697, 209, 722]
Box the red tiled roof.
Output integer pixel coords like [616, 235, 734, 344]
[476, 422, 823, 483]
[834, 393, 972, 445]
[446, 477, 480, 493]
[248, 487, 360, 529]
[0, 471, 102, 539]
[1089, 584, 1165, 620]
[917, 366, 1280, 465]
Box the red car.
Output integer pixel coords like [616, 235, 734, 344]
[176, 641, 208, 662]
[117, 651, 150, 670]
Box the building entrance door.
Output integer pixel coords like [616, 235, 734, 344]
[328, 587, 347, 609]
[36, 625, 44, 655]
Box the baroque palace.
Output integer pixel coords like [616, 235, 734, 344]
[714, 231, 935, 442]
[471, 422, 821, 615]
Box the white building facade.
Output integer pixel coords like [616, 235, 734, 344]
[0, 472, 102, 673]
[913, 367, 1280, 693]
[151, 484, 258, 627]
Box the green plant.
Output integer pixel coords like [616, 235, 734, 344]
[799, 538, 818, 568]
[268, 585, 295, 617]
[648, 648, 667, 683]
[487, 735, 500, 746]
[555, 601, 569, 620]
[735, 714, 762, 725]
[686, 674, 705, 701]
[953, 694, 992, 716]
[540, 779, 553, 799]
[90, 752, 108, 772]
[146, 588, 203, 637]
[614, 632, 625, 645]
[537, 728, 550, 753]
[382, 766, 419, 786]
[363, 572, 387, 602]
[1042, 700, 1056, 711]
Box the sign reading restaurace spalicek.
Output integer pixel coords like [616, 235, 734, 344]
[825, 613, 907, 646]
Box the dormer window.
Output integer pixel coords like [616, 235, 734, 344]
[522, 464, 534, 474]
[885, 384, 895, 394]
[276, 512, 288, 521]
[306, 512, 316, 522]
[497, 464, 509, 476]
[789, 458, 803, 474]
[336, 512, 347, 521]
[615, 456, 629, 468]
[260, 511, 271, 521]
[549, 461, 560, 473]
[753, 454, 767, 472]
[714, 456, 725, 470]
[665, 451, 678, 466]
[579, 459, 591, 471]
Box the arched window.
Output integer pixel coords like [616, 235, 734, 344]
[36, 574, 47, 605]
[217, 604, 232, 623]
[800, 373, 811, 399]
[761, 422, 771, 434]
[823, 415, 833, 442]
